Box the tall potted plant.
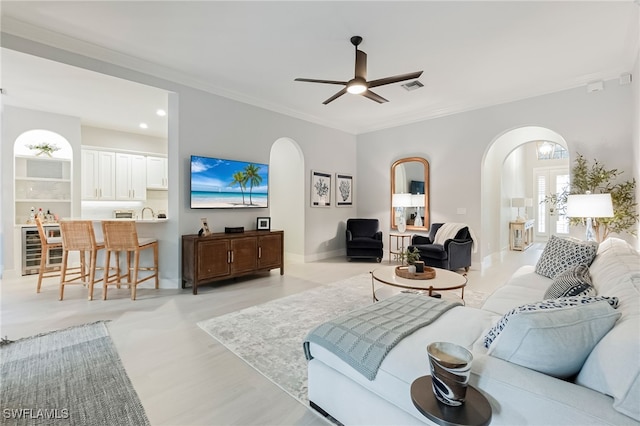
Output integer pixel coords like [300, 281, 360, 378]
[544, 153, 638, 242]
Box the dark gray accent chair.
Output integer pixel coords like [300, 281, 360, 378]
[408, 223, 473, 271]
[346, 218, 383, 262]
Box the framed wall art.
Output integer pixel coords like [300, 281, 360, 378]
[311, 170, 332, 207]
[335, 173, 353, 207]
[256, 216, 271, 231]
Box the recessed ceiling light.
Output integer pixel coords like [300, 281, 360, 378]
[156, 109, 167, 117]
[139, 123, 148, 129]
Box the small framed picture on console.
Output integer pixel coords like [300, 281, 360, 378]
[257, 217, 271, 231]
[200, 218, 212, 236]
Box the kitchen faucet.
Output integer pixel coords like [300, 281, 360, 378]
[141, 207, 155, 220]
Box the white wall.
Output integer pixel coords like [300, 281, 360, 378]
[1, 106, 82, 275]
[633, 24, 640, 248]
[82, 126, 167, 154]
[356, 79, 636, 262]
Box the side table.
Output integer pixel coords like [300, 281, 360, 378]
[509, 219, 534, 251]
[410, 376, 492, 426]
[389, 232, 412, 263]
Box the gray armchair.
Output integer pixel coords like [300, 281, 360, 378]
[408, 223, 473, 271]
[346, 218, 383, 262]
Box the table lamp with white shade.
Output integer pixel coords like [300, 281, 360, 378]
[392, 193, 413, 233]
[511, 198, 526, 222]
[566, 192, 614, 241]
[524, 198, 533, 219]
[411, 194, 425, 227]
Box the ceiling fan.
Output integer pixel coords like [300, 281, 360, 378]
[295, 36, 423, 105]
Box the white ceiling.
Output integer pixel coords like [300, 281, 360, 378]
[1, 1, 638, 136]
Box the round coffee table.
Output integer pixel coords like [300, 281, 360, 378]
[371, 265, 467, 302]
[411, 376, 492, 426]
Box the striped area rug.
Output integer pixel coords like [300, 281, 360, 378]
[0, 321, 149, 426]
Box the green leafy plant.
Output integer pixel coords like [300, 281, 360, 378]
[27, 142, 60, 157]
[543, 153, 638, 241]
[398, 247, 421, 265]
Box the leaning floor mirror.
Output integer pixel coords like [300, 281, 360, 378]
[391, 157, 430, 233]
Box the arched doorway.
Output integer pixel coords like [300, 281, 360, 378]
[270, 138, 304, 263]
[481, 126, 569, 260]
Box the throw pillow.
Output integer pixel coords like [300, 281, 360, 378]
[483, 296, 618, 349]
[543, 264, 595, 299]
[535, 235, 598, 278]
[484, 298, 620, 378]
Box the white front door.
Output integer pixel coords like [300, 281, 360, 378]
[534, 167, 570, 240]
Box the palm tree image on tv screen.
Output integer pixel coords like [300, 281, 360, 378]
[190, 155, 268, 208]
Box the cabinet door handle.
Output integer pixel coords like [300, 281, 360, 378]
[230, 251, 234, 263]
[258, 247, 262, 258]
[99, 188, 102, 198]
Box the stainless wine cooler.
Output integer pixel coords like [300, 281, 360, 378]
[22, 225, 62, 276]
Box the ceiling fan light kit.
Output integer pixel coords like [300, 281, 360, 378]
[295, 36, 423, 105]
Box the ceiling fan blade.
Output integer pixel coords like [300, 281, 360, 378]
[295, 78, 347, 85]
[323, 87, 348, 105]
[355, 50, 367, 80]
[368, 71, 423, 88]
[362, 89, 389, 104]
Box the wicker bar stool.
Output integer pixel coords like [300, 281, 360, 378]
[59, 220, 110, 301]
[35, 217, 65, 293]
[101, 220, 159, 300]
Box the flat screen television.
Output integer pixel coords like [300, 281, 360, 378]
[410, 180, 424, 194]
[190, 155, 268, 209]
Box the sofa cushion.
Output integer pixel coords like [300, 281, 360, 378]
[575, 238, 640, 421]
[348, 237, 384, 249]
[535, 235, 598, 278]
[483, 297, 620, 378]
[544, 264, 595, 299]
[411, 243, 447, 260]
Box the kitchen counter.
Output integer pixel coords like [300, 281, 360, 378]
[16, 218, 168, 227]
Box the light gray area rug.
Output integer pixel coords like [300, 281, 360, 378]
[198, 272, 489, 405]
[0, 321, 150, 426]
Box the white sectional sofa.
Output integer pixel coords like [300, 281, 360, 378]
[306, 237, 640, 425]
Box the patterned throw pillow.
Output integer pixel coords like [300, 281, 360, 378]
[544, 264, 595, 299]
[483, 295, 618, 349]
[535, 235, 598, 278]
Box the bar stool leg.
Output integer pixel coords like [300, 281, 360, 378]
[132, 250, 140, 300]
[37, 247, 47, 293]
[154, 243, 159, 289]
[103, 250, 111, 300]
[59, 249, 69, 301]
[88, 249, 98, 301]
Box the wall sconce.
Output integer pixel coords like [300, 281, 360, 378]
[566, 192, 614, 241]
[392, 193, 413, 233]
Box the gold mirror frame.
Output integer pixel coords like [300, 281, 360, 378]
[390, 157, 430, 231]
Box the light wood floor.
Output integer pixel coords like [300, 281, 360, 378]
[0, 246, 543, 426]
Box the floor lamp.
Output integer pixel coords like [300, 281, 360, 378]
[392, 193, 412, 233]
[566, 192, 614, 241]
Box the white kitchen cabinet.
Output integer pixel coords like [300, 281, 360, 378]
[146, 156, 168, 190]
[81, 150, 116, 200]
[115, 153, 146, 201]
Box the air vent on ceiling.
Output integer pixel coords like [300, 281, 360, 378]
[401, 80, 424, 91]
